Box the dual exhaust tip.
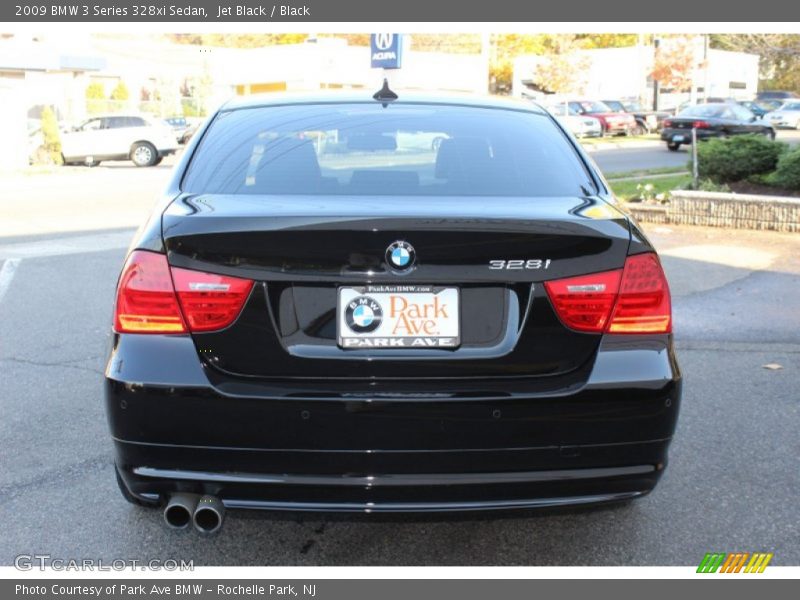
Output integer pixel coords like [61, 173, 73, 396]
[163, 493, 224, 534]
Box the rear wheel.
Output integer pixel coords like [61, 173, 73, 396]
[131, 142, 158, 167]
[667, 142, 680, 151]
[764, 129, 776, 140]
[630, 124, 646, 136]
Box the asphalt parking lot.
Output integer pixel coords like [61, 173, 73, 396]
[0, 157, 798, 566]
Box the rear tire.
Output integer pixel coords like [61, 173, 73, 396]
[153, 156, 164, 166]
[131, 142, 158, 167]
[667, 142, 680, 151]
[764, 129, 776, 140]
[631, 124, 646, 136]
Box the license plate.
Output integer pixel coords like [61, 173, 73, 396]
[337, 285, 460, 349]
[672, 134, 685, 142]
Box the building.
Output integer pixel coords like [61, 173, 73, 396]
[0, 34, 105, 168]
[2, 33, 487, 167]
[512, 43, 760, 109]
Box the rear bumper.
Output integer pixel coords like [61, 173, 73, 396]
[661, 128, 720, 142]
[106, 334, 682, 513]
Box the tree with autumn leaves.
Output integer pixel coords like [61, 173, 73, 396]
[650, 37, 698, 92]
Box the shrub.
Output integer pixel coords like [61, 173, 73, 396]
[696, 135, 785, 183]
[684, 178, 731, 193]
[39, 106, 63, 165]
[765, 147, 800, 190]
[110, 80, 130, 101]
[85, 82, 105, 100]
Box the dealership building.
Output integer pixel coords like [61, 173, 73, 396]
[512, 44, 760, 108]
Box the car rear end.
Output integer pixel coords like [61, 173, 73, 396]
[661, 117, 719, 143]
[145, 116, 181, 157]
[765, 102, 800, 129]
[105, 95, 681, 521]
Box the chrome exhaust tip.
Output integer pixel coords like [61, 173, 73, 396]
[163, 493, 200, 529]
[193, 495, 224, 534]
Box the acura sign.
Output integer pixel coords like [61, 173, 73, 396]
[370, 33, 403, 69]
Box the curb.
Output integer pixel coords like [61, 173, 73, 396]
[582, 140, 664, 152]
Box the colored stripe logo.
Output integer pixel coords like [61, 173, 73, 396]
[697, 552, 773, 573]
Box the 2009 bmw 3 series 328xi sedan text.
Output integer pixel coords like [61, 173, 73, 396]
[105, 91, 681, 532]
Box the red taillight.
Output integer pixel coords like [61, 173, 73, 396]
[607, 253, 672, 334]
[113, 250, 253, 334]
[114, 251, 186, 333]
[544, 269, 622, 333]
[693, 120, 711, 129]
[544, 253, 672, 335]
[663, 119, 673, 128]
[172, 267, 253, 332]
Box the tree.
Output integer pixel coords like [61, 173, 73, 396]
[532, 35, 591, 94]
[39, 106, 62, 165]
[110, 80, 130, 101]
[712, 34, 800, 92]
[489, 34, 638, 94]
[85, 81, 105, 100]
[166, 33, 308, 47]
[651, 37, 697, 92]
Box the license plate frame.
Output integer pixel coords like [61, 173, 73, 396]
[337, 285, 460, 350]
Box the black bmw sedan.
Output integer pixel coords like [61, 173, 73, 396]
[106, 91, 681, 532]
[661, 102, 776, 151]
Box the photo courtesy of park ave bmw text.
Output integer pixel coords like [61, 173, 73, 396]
[0, 0, 798, 594]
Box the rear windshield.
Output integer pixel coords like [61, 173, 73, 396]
[182, 102, 595, 197]
[680, 104, 727, 118]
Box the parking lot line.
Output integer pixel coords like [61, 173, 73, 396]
[0, 230, 133, 260]
[0, 258, 20, 304]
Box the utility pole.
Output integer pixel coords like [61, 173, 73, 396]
[481, 32, 491, 94]
[653, 38, 660, 111]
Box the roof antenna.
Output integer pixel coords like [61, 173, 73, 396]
[373, 78, 398, 107]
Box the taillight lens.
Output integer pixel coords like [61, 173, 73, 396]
[607, 253, 672, 334]
[545, 253, 672, 335]
[113, 250, 253, 334]
[544, 269, 622, 333]
[172, 267, 253, 332]
[663, 119, 673, 128]
[114, 251, 186, 333]
[693, 120, 711, 129]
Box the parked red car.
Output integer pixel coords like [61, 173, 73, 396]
[567, 100, 636, 136]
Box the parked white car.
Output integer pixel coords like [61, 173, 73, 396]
[765, 101, 800, 129]
[544, 103, 602, 138]
[61, 114, 179, 167]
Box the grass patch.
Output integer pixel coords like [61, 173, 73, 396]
[606, 165, 688, 180]
[610, 174, 692, 201]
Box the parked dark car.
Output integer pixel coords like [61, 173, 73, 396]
[661, 103, 775, 151]
[106, 92, 681, 532]
[567, 100, 636, 135]
[756, 90, 799, 102]
[602, 99, 669, 133]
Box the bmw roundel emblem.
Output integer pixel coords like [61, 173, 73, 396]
[345, 295, 383, 334]
[385, 241, 416, 271]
